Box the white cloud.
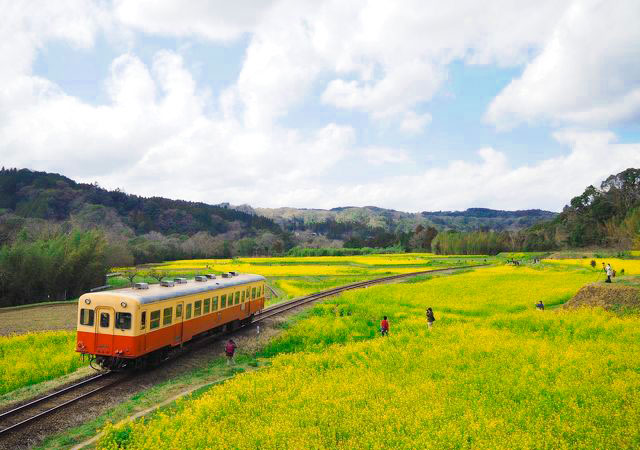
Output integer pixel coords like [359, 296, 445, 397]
[114, 0, 275, 41]
[312, 131, 640, 212]
[487, 0, 640, 129]
[362, 147, 410, 166]
[399, 111, 432, 135]
[225, 0, 566, 128]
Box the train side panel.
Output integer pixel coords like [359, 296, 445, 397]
[77, 280, 266, 361]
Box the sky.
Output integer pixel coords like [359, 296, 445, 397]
[1, 0, 640, 213]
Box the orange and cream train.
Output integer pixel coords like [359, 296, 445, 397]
[76, 273, 266, 369]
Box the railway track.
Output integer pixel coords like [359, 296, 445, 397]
[0, 372, 127, 437]
[0, 263, 488, 439]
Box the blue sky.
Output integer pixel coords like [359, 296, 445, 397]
[3, 1, 640, 212]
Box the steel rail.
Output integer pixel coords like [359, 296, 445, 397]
[0, 373, 124, 436]
[0, 373, 108, 423]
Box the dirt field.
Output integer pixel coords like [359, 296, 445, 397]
[563, 281, 640, 311]
[0, 303, 77, 336]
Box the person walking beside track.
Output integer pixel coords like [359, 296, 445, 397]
[380, 316, 389, 336]
[605, 263, 613, 283]
[426, 307, 436, 330]
[225, 339, 237, 365]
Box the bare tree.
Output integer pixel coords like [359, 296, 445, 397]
[147, 268, 166, 283]
[123, 269, 138, 286]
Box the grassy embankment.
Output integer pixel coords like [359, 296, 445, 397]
[98, 264, 640, 449]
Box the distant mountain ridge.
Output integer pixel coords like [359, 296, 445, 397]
[253, 205, 556, 233]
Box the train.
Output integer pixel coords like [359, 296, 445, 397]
[76, 272, 266, 370]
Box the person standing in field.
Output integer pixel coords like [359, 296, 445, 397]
[225, 339, 237, 365]
[426, 307, 435, 330]
[380, 316, 389, 336]
[605, 264, 613, 283]
[536, 300, 544, 311]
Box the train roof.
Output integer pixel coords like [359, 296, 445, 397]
[86, 274, 266, 305]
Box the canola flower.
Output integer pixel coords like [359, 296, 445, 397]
[147, 253, 484, 278]
[99, 265, 640, 449]
[0, 330, 84, 395]
[150, 253, 484, 271]
[544, 257, 640, 275]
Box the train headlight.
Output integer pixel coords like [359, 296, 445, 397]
[121, 301, 127, 308]
[84, 298, 91, 304]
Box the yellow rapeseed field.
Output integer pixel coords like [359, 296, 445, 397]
[0, 331, 84, 395]
[99, 265, 640, 449]
[544, 257, 640, 275]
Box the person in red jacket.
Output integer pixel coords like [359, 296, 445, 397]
[380, 316, 389, 336]
[225, 339, 237, 365]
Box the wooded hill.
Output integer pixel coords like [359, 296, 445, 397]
[254, 205, 555, 234]
[0, 168, 290, 265]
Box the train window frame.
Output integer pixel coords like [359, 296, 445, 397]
[176, 304, 183, 319]
[141, 311, 146, 329]
[241, 291, 245, 302]
[212, 296, 218, 311]
[80, 308, 94, 326]
[221, 294, 227, 308]
[116, 312, 132, 330]
[163, 307, 173, 326]
[246, 288, 250, 299]
[100, 312, 110, 328]
[194, 300, 202, 316]
[235, 292, 240, 305]
[186, 304, 192, 319]
[150, 310, 161, 329]
[251, 287, 256, 299]
[204, 298, 210, 314]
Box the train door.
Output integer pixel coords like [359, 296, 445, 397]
[95, 306, 115, 355]
[174, 302, 184, 345]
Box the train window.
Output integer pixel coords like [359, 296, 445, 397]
[221, 294, 227, 308]
[251, 287, 256, 299]
[194, 300, 202, 316]
[141, 311, 146, 329]
[204, 298, 210, 313]
[235, 292, 240, 304]
[80, 309, 94, 326]
[241, 291, 245, 302]
[213, 296, 218, 311]
[246, 288, 250, 298]
[150, 310, 161, 329]
[186, 304, 192, 319]
[116, 312, 132, 330]
[163, 307, 173, 326]
[176, 304, 183, 318]
[100, 312, 110, 328]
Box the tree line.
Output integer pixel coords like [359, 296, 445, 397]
[0, 230, 107, 307]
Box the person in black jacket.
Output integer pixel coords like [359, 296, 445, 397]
[426, 307, 435, 330]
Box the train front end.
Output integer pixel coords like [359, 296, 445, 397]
[76, 292, 141, 370]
